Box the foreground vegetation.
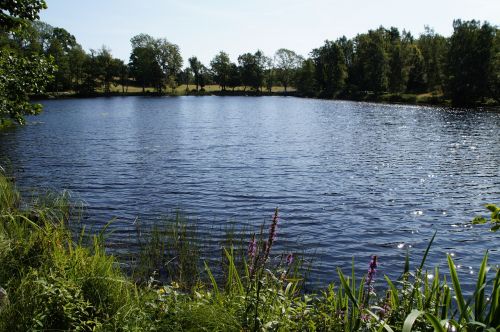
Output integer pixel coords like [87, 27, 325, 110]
[0, 172, 499, 331]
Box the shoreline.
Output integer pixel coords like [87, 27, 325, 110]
[30, 89, 500, 109]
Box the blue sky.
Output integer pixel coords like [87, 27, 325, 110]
[39, 0, 499, 65]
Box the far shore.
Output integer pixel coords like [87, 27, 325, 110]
[30, 87, 500, 110]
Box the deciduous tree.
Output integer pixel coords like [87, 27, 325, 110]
[0, 0, 54, 125]
[274, 48, 301, 92]
[210, 51, 231, 91]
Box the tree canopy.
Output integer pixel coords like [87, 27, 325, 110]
[0, 0, 54, 125]
[1, 9, 498, 109]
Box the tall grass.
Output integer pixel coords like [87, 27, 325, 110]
[0, 173, 149, 331]
[0, 171, 498, 331]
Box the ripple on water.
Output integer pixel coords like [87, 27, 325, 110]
[1, 96, 499, 289]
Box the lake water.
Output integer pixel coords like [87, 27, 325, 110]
[1, 96, 499, 287]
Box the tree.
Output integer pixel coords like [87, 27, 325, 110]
[45, 27, 77, 91]
[155, 38, 182, 93]
[274, 48, 301, 92]
[263, 55, 274, 93]
[489, 29, 500, 102]
[188, 56, 202, 91]
[129, 34, 157, 93]
[78, 49, 100, 94]
[210, 51, 231, 91]
[227, 63, 241, 91]
[386, 27, 406, 93]
[179, 68, 193, 91]
[418, 26, 447, 92]
[446, 20, 496, 105]
[238, 51, 265, 91]
[0, 0, 47, 30]
[128, 34, 182, 93]
[116, 59, 128, 93]
[198, 64, 211, 90]
[67, 44, 88, 91]
[96, 46, 120, 93]
[352, 28, 389, 94]
[0, 0, 54, 125]
[295, 58, 317, 97]
[311, 40, 347, 97]
[406, 44, 426, 93]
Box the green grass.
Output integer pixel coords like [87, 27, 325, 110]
[0, 172, 499, 331]
[102, 84, 295, 94]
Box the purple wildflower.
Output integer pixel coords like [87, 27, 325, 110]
[379, 299, 391, 318]
[263, 208, 279, 263]
[248, 234, 257, 259]
[269, 208, 279, 243]
[361, 311, 370, 323]
[366, 255, 378, 293]
[286, 253, 294, 265]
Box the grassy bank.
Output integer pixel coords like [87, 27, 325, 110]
[33, 87, 500, 110]
[0, 172, 499, 331]
[29, 84, 459, 108]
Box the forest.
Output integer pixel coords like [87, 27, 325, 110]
[1, 9, 499, 126]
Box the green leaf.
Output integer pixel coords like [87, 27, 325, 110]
[487, 269, 500, 327]
[404, 249, 410, 275]
[424, 313, 446, 332]
[384, 275, 400, 307]
[472, 216, 487, 224]
[204, 261, 219, 299]
[402, 309, 424, 332]
[447, 254, 469, 321]
[337, 268, 359, 310]
[485, 204, 497, 213]
[474, 251, 488, 321]
[419, 231, 437, 271]
[366, 309, 395, 332]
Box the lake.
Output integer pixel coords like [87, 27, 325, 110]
[1, 96, 499, 287]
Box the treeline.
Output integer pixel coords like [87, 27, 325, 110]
[1, 19, 498, 105]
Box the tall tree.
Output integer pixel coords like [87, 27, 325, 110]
[116, 59, 128, 93]
[386, 27, 406, 93]
[311, 40, 347, 97]
[238, 51, 265, 91]
[96, 46, 120, 94]
[295, 58, 317, 97]
[352, 28, 389, 94]
[210, 51, 231, 91]
[44, 27, 77, 91]
[446, 20, 496, 105]
[78, 49, 100, 94]
[263, 55, 274, 93]
[67, 44, 88, 91]
[179, 67, 193, 91]
[227, 63, 241, 91]
[489, 29, 500, 102]
[155, 38, 182, 93]
[274, 48, 301, 92]
[418, 26, 447, 92]
[129, 34, 158, 93]
[188, 56, 202, 91]
[0, 0, 54, 125]
[406, 44, 427, 93]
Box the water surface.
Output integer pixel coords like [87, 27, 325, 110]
[1, 96, 499, 286]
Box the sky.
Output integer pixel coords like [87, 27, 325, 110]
[39, 0, 500, 65]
